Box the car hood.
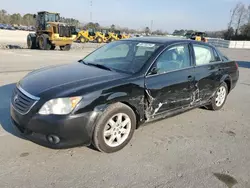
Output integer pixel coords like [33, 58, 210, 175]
[19, 63, 128, 97]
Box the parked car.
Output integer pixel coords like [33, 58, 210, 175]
[6, 25, 15, 30]
[0, 24, 8, 29]
[10, 38, 239, 153]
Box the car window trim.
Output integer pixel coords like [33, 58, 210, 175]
[212, 48, 222, 62]
[145, 42, 192, 77]
[146, 66, 194, 78]
[191, 43, 223, 67]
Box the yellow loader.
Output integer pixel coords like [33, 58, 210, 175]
[27, 11, 77, 51]
[76, 28, 96, 43]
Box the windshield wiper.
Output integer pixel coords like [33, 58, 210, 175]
[85, 62, 112, 71]
[78, 60, 114, 71]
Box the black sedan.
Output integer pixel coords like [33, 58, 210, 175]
[10, 37, 239, 153]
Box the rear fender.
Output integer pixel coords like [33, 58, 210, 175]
[220, 74, 232, 92]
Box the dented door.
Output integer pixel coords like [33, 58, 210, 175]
[145, 67, 196, 116]
[144, 43, 196, 117]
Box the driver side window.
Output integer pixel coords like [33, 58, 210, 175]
[154, 44, 191, 74]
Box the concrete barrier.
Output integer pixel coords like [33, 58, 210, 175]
[207, 38, 250, 49]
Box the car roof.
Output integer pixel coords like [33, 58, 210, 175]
[123, 36, 214, 48]
[124, 37, 190, 44]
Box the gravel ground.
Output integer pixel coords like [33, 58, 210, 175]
[0, 46, 250, 188]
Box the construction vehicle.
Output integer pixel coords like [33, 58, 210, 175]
[189, 32, 208, 42]
[108, 30, 130, 42]
[76, 28, 96, 43]
[76, 29, 112, 43]
[95, 29, 113, 43]
[27, 11, 77, 51]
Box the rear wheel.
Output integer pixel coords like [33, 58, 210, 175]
[206, 82, 228, 111]
[60, 44, 71, 51]
[93, 103, 136, 153]
[96, 37, 103, 43]
[79, 36, 87, 43]
[27, 34, 37, 49]
[38, 34, 51, 50]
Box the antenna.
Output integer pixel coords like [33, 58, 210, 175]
[150, 20, 153, 33]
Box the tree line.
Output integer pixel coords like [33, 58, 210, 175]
[0, 9, 168, 35]
[173, 2, 250, 40]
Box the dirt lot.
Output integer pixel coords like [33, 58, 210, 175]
[0, 48, 250, 188]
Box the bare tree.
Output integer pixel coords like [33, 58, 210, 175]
[228, 3, 240, 29]
[234, 3, 248, 35]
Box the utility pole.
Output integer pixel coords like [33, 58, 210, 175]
[150, 20, 153, 33]
[248, 5, 250, 23]
[90, 0, 93, 22]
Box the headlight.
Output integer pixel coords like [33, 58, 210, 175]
[39, 97, 82, 115]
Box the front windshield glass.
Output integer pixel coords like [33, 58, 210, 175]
[82, 41, 162, 74]
[45, 13, 60, 22]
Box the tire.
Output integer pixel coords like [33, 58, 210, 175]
[96, 37, 103, 43]
[60, 44, 71, 51]
[50, 45, 56, 50]
[93, 102, 136, 153]
[38, 34, 51, 50]
[206, 82, 228, 111]
[79, 36, 87, 43]
[27, 34, 37, 49]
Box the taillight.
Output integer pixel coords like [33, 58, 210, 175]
[235, 62, 239, 69]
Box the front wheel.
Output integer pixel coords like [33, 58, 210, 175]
[93, 103, 136, 153]
[96, 37, 103, 43]
[206, 82, 228, 110]
[38, 34, 51, 50]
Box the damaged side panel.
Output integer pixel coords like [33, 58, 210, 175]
[144, 67, 197, 121]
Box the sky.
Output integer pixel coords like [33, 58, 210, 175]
[1, 0, 249, 32]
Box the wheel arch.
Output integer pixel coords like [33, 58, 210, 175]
[220, 75, 232, 93]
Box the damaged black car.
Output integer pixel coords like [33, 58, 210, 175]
[10, 37, 239, 153]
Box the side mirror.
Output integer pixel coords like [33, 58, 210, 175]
[33, 14, 36, 19]
[149, 67, 159, 75]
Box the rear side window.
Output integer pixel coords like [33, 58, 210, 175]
[193, 44, 216, 66]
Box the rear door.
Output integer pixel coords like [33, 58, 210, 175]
[145, 42, 196, 116]
[191, 43, 224, 102]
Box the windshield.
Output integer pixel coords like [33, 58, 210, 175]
[82, 41, 162, 74]
[45, 13, 60, 22]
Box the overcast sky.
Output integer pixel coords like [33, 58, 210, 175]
[1, 0, 249, 32]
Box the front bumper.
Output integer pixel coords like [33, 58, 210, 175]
[10, 105, 99, 149]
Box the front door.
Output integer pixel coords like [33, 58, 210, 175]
[145, 43, 196, 117]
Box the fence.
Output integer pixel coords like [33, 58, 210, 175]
[207, 38, 250, 49]
[163, 35, 250, 49]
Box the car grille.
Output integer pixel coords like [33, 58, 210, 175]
[58, 25, 72, 37]
[11, 87, 38, 114]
